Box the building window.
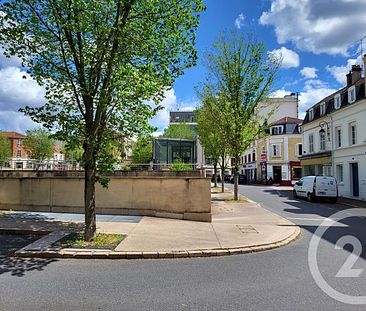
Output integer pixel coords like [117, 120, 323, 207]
[248, 154, 251, 163]
[296, 143, 303, 156]
[309, 109, 314, 121]
[320, 102, 326, 115]
[348, 85, 356, 104]
[231, 158, 235, 166]
[334, 94, 341, 109]
[336, 127, 342, 148]
[349, 123, 357, 145]
[319, 131, 326, 151]
[16, 149, 22, 158]
[271, 125, 283, 135]
[309, 134, 314, 153]
[252, 152, 256, 162]
[336, 164, 343, 183]
[272, 144, 281, 157]
[323, 165, 332, 177]
[17, 139, 22, 147]
[244, 155, 247, 163]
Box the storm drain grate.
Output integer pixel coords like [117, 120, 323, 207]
[236, 225, 259, 234]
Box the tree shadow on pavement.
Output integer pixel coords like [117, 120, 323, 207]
[0, 256, 57, 277]
[280, 196, 366, 261]
[263, 189, 293, 198]
[0, 212, 84, 232]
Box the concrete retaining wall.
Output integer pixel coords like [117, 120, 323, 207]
[0, 175, 211, 222]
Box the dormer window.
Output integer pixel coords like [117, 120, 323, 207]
[348, 85, 356, 104]
[334, 94, 341, 109]
[271, 125, 283, 135]
[309, 108, 314, 121]
[320, 102, 326, 115]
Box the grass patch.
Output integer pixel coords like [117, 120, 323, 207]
[58, 232, 125, 250]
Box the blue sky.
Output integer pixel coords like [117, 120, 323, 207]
[1, 0, 366, 134]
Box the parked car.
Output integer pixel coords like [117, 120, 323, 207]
[224, 174, 232, 183]
[211, 174, 221, 183]
[228, 174, 247, 184]
[293, 176, 338, 203]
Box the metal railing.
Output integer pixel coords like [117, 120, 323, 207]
[0, 160, 200, 172]
[0, 159, 82, 171]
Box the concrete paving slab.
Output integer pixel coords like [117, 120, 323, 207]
[3, 186, 301, 259]
[115, 217, 220, 252]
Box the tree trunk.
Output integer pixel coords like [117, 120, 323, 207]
[84, 145, 97, 241]
[233, 156, 239, 200]
[221, 156, 225, 193]
[213, 162, 218, 187]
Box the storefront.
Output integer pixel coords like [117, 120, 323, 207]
[300, 152, 332, 177]
[290, 161, 302, 184]
[242, 162, 257, 183]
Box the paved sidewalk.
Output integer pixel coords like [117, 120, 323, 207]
[0, 188, 300, 259]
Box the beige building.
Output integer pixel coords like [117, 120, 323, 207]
[241, 117, 303, 185]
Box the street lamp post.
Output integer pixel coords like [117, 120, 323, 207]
[319, 120, 330, 141]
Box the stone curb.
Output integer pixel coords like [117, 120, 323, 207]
[15, 226, 301, 259]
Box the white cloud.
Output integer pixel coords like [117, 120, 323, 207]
[149, 89, 198, 134]
[0, 48, 22, 68]
[299, 87, 337, 118]
[303, 79, 328, 90]
[0, 66, 45, 112]
[269, 47, 300, 68]
[270, 89, 293, 98]
[0, 110, 39, 133]
[260, 0, 366, 55]
[326, 57, 361, 84]
[300, 67, 318, 79]
[0, 66, 45, 133]
[149, 89, 177, 131]
[234, 13, 245, 29]
[273, 79, 338, 119]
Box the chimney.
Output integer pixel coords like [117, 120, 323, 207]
[351, 65, 362, 84]
[346, 71, 352, 87]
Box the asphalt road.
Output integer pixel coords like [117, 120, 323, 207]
[1, 185, 366, 310]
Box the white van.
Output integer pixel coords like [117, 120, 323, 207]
[293, 176, 338, 203]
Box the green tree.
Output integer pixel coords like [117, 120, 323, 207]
[196, 85, 229, 190]
[23, 129, 54, 164]
[132, 135, 153, 164]
[64, 143, 83, 163]
[163, 123, 196, 139]
[0, 134, 11, 166]
[203, 32, 280, 200]
[0, 0, 204, 240]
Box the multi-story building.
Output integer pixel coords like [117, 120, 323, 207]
[0, 131, 66, 170]
[241, 117, 303, 185]
[0, 131, 29, 169]
[301, 62, 366, 200]
[240, 93, 300, 183]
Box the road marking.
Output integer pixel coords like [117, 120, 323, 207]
[287, 217, 330, 221]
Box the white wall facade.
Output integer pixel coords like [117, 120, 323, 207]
[332, 100, 366, 200]
[257, 95, 298, 123]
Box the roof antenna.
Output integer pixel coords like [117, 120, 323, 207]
[360, 36, 366, 76]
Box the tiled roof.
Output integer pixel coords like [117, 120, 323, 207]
[271, 116, 303, 125]
[302, 77, 365, 125]
[0, 131, 26, 139]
